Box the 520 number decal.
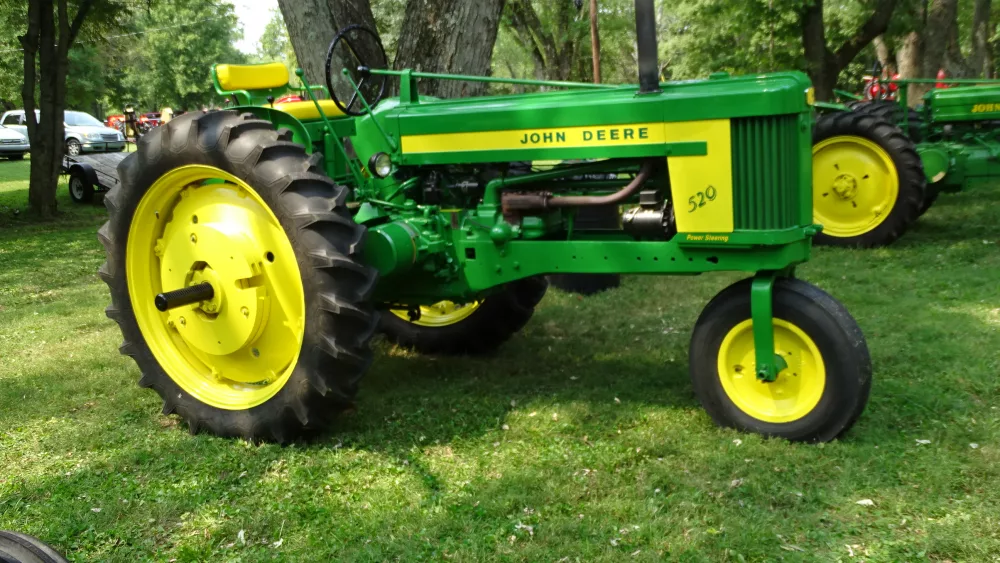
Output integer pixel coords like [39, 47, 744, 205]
[687, 185, 717, 213]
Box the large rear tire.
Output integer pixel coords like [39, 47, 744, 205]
[99, 111, 378, 442]
[850, 100, 924, 143]
[380, 277, 547, 355]
[690, 278, 871, 442]
[812, 112, 926, 248]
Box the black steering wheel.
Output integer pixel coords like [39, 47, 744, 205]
[325, 25, 389, 116]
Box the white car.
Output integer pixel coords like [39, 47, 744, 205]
[0, 109, 125, 156]
[0, 125, 29, 160]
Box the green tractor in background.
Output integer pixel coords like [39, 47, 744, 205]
[98, 2, 872, 444]
[810, 75, 1000, 248]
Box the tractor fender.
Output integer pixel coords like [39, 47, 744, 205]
[68, 162, 99, 188]
[232, 106, 312, 149]
[916, 145, 951, 184]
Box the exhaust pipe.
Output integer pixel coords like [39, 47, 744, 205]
[634, 0, 660, 94]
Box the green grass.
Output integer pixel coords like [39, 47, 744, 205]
[2, 158, 999, 562]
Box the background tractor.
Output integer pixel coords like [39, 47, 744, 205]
[811, 75, 1000, 247]
[98, 0, 872, 444]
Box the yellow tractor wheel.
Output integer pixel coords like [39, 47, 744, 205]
[380, 277, 547, 355]
[812, 112, 926, 248]
[689, 278, 871, 442]
[98, 111, 378, 442]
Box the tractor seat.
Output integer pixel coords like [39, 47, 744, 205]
[274, 100, 345, 121]
[215, 62, 289, 91]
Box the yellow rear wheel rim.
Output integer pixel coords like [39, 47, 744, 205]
[717, 319, 825, 423]
[125, 165, 305, 410]
[390, 301, 481, 327]
[812, 135, 899, 238]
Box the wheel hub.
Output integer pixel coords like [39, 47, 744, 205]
[811, 135, 900, 238]
[831, 174, 858, 199]
[158, 202, 268, 361]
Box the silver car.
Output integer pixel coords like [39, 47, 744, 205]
[0, 109, 125, 156]
[0, 125, 29, 160]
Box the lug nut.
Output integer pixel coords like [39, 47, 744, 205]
[241, 306, 249, 318]
[190, 233, 197, 243]
[179, 317, 186, 327]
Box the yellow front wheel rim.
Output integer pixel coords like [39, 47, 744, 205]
[717, 319, 825, 423]
[125, 165, 305, 410]
[812, 135, 899, 238]
[390, 301, 482, 327]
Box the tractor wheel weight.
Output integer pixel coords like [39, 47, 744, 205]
[154, 282, 214, 312]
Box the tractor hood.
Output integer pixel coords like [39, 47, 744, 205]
[355, 71, 814, 167]
[924, 85, 1000, 122]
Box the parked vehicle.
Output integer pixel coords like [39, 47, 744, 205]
[0, 109, 125, 156]
[0, 124, 29, 160]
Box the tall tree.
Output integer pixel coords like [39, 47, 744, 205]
[279, 0, 506, 98]
[276, 0, 379, 91]
[800, 0, 898, 100]
[18, 0, 122, 218]
[393, 0, 507, 97]
[504, 0, 590, 81]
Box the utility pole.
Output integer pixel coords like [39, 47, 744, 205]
[590, 0, 601, 83]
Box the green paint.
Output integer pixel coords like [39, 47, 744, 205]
[211, 61, 826, 372]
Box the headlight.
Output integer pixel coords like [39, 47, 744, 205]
[85, 132, 101, 140]
[117, 132, 124, 141]
[368, 152, 393, 178]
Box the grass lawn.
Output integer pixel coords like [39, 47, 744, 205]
[1, 156, 999, 562]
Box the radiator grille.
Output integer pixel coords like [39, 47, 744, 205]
[730, 115, 804, 231]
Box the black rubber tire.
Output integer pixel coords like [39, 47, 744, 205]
[0, 531, 69, 563]
[689, 278, 872, 442]
[380, 277, 548, 355]
[67, 169, 93, 204]
[98, 110, 379, 443]
[548, 205, 622, 295]
[65, 139, 81, 156]
[850, 100, 924, 143]
[812, 112, 926, 248]
[918, 187, 940, 216]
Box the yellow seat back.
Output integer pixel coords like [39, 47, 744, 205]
[215, 63, 289, 92]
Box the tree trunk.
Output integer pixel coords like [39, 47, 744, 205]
[897, 31, 927, 105]
[19, 0, 93, 219]
[277, 0, 378, 90]
[393, 0, 507, 98]
[590, 0, 601, 83]
[921, 0, 991, 79]
[799, 0, 897, 101]
[873, 35, 896, 75]
[970, 0, 992, 77]
[506, 0, 585, 83]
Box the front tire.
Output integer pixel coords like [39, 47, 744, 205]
[98, 111, 378, 442]
[689, 278, 871, 442]
[812, 112, 925, 248]
[380, 277, 547, 355]
[0, 531, 69, 563]
[66, 139, 81, 156]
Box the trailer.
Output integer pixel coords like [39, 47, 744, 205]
[61, 152, 128, 203]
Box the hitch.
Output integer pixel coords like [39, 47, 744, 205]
[750, 272, 787, 382]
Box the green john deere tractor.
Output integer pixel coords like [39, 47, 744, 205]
[811, 76, 1000, 247]
[98, 1, 872, 443]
